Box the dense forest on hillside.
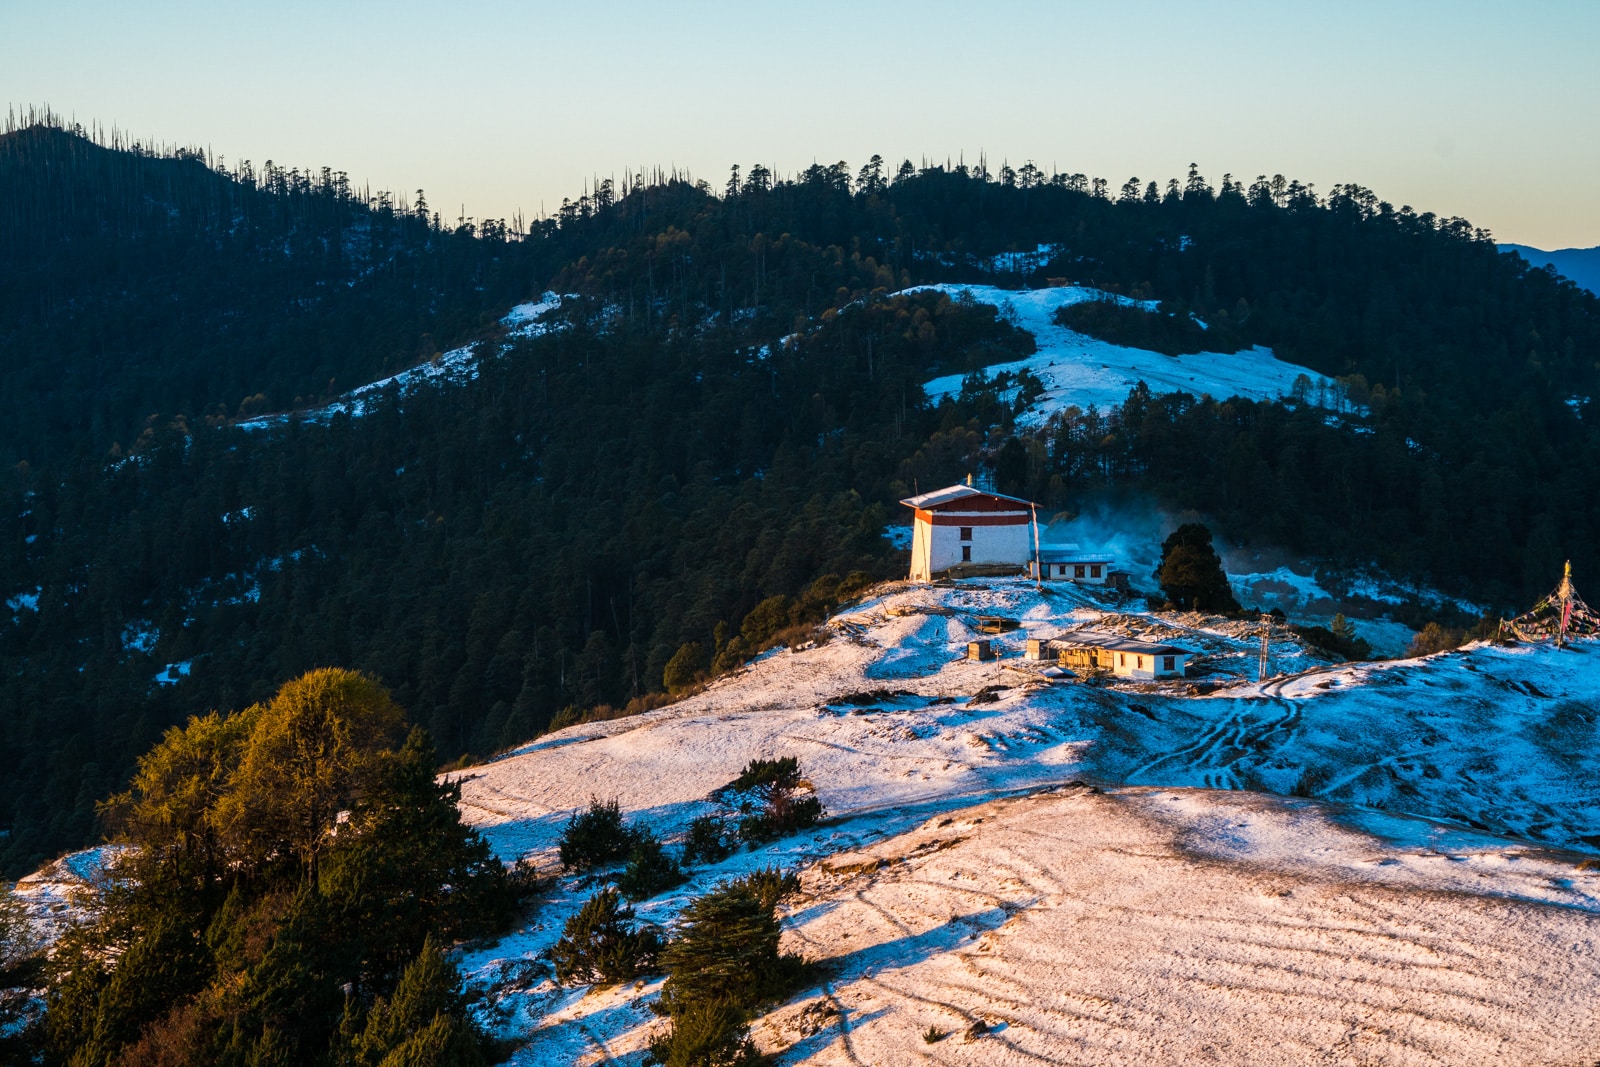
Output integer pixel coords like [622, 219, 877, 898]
[2, 120, 1599, 873]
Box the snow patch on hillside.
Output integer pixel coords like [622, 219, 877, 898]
[6, 587, 40, 619]
[462, 578, 1591, 860]
[12, 845, 131, 951]
[912, 283, 1340, 426]
[121, 622, 159, 654]
[154, 661, 191, 687]
[236, 294, 566, 431]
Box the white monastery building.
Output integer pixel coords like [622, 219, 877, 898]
[901, 482, 1035, 582]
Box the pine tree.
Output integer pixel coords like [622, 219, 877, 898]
[648, 997, 767, 1067]
[343, 938, 484, 1067]
[658, 869, 799, 1015]
[617, 828, 687, 901]
[550, 888, 662, 986]
[318, 728, 511, 991]
[1155, 523, 1241, 613]
[0, 883, 40, 1057]
[662, 642, 709, 695]
[558, 798, 636, 871]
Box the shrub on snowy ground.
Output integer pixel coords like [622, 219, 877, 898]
[657, 869, 802, 1017]
[662, 642, 710, 695]
[1407, 621, 1465, 657]
[718, 759, 825, 846]
[1292, 617, 1372, 661]
[649, 870, 802, 1065]
[617, 829, 687, 901]
[558, 798, 638, 871]
[722, 757, 802, 794]
[504, 856, 545, 906]
[647, 996, 767, 1067]
[681, 815, 737, 866]
[739, 797, 823, 846]
[549, 888, 662, 986]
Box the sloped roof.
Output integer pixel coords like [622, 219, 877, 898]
[899, 484, 1035, 510]
[1036, 544, 1115, 563]
[1054, 631, 1193, 657]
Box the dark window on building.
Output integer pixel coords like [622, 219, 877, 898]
[1163, 656, 1176, 671]
[1091, 565, 1102, 578]
[959, 527, 973, 541]
[962, 545, 972, 562]
[1057, 564, 1068, 576]
[1074, 564, 1086, 578]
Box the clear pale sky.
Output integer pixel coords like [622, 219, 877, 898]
[6, 0, 1597, 249]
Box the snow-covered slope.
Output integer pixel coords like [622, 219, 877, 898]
[236, 295, 564, 430]
[453, 578, 1600, 1063]
[462, 578, 1598, 868]
[233, 282, 1331, 434]
[912, 284, 1340, 425]
[11, 845, 128, 949]
[759, 785, 1600, 1066]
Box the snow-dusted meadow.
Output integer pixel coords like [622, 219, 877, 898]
[912, 284, 1341, 426]
[451, 578, 1600, 1063]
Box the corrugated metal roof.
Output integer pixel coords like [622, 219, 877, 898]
[1054, 631, 1193, 656]
[899, 484, 1035, 509]
[1036, 546, 1115, 563]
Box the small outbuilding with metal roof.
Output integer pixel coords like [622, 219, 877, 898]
[1050, 632, 1194, 679]
[1027, 544, 1116, 584]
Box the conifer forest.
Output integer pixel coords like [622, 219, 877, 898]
[3, 114, 1600, 889]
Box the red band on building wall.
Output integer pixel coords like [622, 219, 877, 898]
[914, 510, 1031, 527]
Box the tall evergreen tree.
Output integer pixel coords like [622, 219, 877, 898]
[1155, 523, 1241, 613]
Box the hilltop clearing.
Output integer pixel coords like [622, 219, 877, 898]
[915, 284, 1341, 423]
[459, 578, 1600, 860]
[10, 129, 1600, 878]
[448, 577, 1600, 1061]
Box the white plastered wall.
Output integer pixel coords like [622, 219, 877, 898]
[909, 519, 934, 581]
[928, 521, 1031, 574]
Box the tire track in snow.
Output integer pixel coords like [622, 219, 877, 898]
[764, 787, 1600, 1066]
[1126, 697, 1301, 786]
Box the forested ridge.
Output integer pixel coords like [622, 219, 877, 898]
[3, 119, 1599, 876]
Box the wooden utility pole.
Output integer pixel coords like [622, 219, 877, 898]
[1258, 614, 1273, 682]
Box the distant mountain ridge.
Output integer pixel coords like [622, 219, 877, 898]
[1500, 242, 1600, 296]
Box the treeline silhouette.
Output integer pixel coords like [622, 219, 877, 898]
[2, 118, 1598, 873]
